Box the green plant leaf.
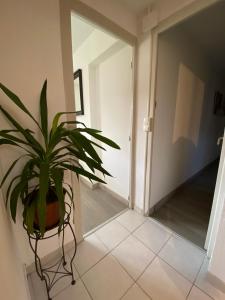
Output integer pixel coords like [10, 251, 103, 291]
[51, 168, 65, 228]
[10, 180, 27, 222]
[60, 163, 106, 183]
[67, 147, 111, 176]
[40, 80, 48, 144]
[51, 112, 75, 134]
[0, 131, 29, 145]
[0, 138, 35, 156]
[0, 155, 27, 188]
[0, 83, 39, 128]
[0, 139, 19, 146]
[6, 175, 21, 206]
[38, 162, 49, 236]
[0, 106, 44, 155]
[25, 195, 37, 234]
[60, 120, 86, 128]
[69, 132, 102, 163]
[84, 131, 120, 149]
[77, 128, 102, 134]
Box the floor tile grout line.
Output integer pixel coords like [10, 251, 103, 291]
[131, 227, 206, 286]
[118, 282, 137, 300]
[30, 210, 219, 300]
[80, 277, 94, 300]
[157, 254, 204, 285]
[135, 282, 153, 300]
[73, 213, 188, 282]
[134, 255, 159, 299]
[193, 255, 206, 285]
[170, 232, 206, 254]
[192, 284, 215, 300]
[118, 281, 152, 300]
[74, 225, 133, 279]
[185, 283, 194, 299]
[75, 217, 156, 299]
[133, 253, 194, 300]
[132, 227, 172, 257]
[62, 230, 212, 300]
[116, 213, 148, 233]
[192, 256, 216, 299]
[111, 217, 148, 237]
[74, 214, 159, 281]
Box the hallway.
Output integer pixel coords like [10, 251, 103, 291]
[152, 161, 218, 248]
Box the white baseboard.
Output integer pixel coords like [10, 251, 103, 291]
[99, 184, 128, 206]
[208, 271, 225, 293]
[80, 177, 99, 190]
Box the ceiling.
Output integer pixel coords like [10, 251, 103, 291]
[177, 1, 225, 71]
[71, 15, 94, 51]
[119, 0, 155, 14]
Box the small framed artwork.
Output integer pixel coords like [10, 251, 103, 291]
[73, 69, 84, 115]
[213, 91, 225, 116]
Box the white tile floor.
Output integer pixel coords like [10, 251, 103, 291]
[28, 210, 225, 300]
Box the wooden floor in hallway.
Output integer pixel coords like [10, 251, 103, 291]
[80, 182, 128, 234]
[151, 161, 219, 248]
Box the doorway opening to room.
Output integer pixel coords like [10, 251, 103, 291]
[70, 13, 134, 234]
[148, 1, 225, 249]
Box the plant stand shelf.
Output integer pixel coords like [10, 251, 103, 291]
[24, 202, 77, 300]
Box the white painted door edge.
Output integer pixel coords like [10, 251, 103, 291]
[205, 129, 225, 256]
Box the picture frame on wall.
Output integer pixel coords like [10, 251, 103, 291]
[73, 69, 84, 115]
[213, 91, 225, 116]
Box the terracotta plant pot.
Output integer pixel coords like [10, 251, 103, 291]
[26, 188, 61, 231]
[34, 200, 60, 231]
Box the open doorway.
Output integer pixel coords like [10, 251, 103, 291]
[149, 1, 225, 249]
[70, 14, 133, 234]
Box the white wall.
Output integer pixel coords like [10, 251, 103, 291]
[0, 0, 67, 266]
[71, 16, 132, 199]
[0, 189, 29, 300]
[71, 18, 118, 127]
[150, 26, 225, 208]
[97, 45, 133, 199]
[79, 0, 138, 36]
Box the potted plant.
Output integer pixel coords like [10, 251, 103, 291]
[0, 80, 120, 236]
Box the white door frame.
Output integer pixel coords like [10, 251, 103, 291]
[205, 130, 225, 256]
[59, 0, 137, 240]
[144, 0, 220, 253]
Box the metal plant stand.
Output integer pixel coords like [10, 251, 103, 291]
[24, 201, 77, 300]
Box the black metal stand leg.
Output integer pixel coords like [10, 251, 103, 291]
[62, 223, 67, 266]
[25, 201, 77, 300]
[28, 237, 52, 300]
[68, 222, 77, 285]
